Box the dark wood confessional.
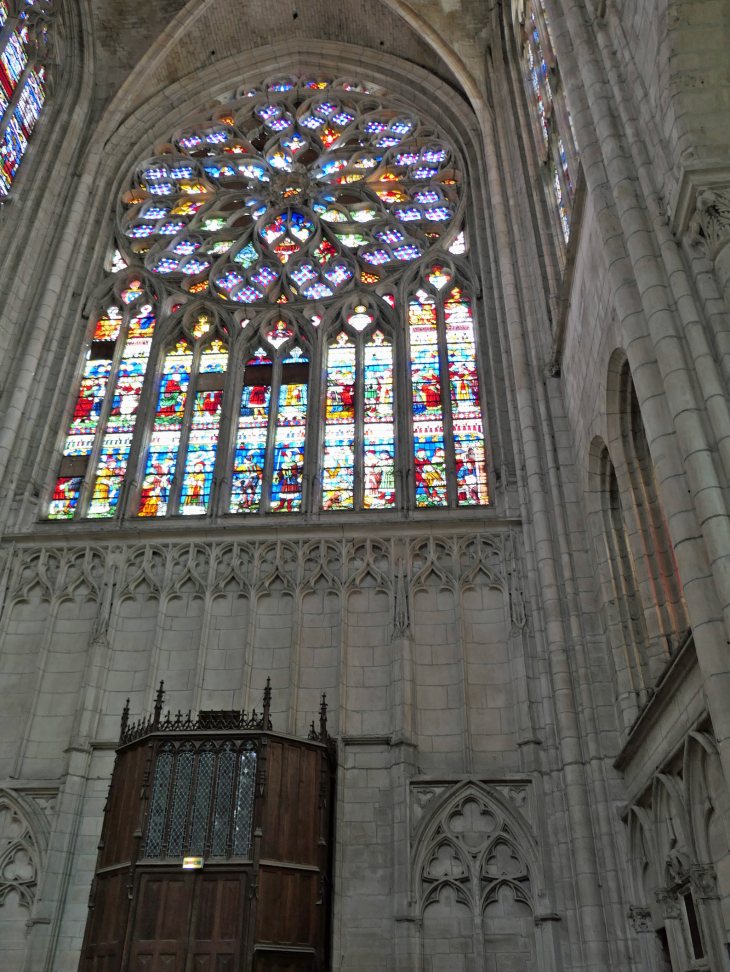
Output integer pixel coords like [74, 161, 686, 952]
[78, 681, 335, 972]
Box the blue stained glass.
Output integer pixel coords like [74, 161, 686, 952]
[301, 281, 332, 299]
[1, 30, 28, 89]
[234, 243, 258, 268]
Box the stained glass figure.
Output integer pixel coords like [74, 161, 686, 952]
[363, 332, 395, 509]
[323, 333, 355, 510]
[179, 340, 228, 515]
[230, 349, 271, 513]
[409, 291, 447, 507]
[86, 304, 157, 518]
[49, 306, 123, 518]
[0, 66, 45, 196]
[138, 341, 192, 517]
[271, 349, 308, 512]
[444, 288, 488, 505]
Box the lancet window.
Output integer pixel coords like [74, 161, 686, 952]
[0, 0, 55, 196]
[49, 73, 490, 519]
[518, 0, 579, 243]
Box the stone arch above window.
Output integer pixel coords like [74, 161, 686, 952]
[48, 73, 490, 521]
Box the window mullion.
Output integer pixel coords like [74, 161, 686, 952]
[261, 356, 281, 514]
[437, 298, 457, 507]
[397, 299, 413, 511]
[303, 330, 322, 515]
[354, 337, 364, 510]
[470, 293, 494, 508]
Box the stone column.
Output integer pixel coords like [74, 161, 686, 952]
[627, 905, 660, 972]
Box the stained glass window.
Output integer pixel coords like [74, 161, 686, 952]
[363, 332, 395, 508]
[51, 73, 490, 518]
[271, 347, 308, 513]
[0, 1, 55, 197]
[138, 340, 192, 517]
[410, 291, 447, 507]
[445, 288, 489, 505]
[231, 349, 272, 513]
[519, 0, 579, 246]
[179, 339, 228, 515]
[323, 333, 356, 509]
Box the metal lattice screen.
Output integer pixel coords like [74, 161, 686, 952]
[145, 739, 257, 860]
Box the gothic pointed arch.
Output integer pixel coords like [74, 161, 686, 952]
[47, 69, 492, 521]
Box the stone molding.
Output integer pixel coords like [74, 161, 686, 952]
[0, 530, 526, 622]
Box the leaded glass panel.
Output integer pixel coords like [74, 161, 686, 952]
[188, 745, 215, 855]
[165, 744, 194, 857]
[232, 751, 257, 857]
[145, 748, 174, 857]
[210, 744, 237, 857]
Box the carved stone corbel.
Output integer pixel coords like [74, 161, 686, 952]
[627, 905, 653, 933]
[654, 888, 681, 920]
[687, 188, 730, 260]
[690, 863, 719, 900]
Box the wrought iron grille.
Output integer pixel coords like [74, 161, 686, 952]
[144, 738, 258, 860]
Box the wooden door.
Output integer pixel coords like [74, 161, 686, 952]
[126, 870, 249, 972]
[187, 872, 248, 972]
[128, 873, 194, 972]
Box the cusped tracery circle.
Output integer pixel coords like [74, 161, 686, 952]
[117, 74, 465, 306]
